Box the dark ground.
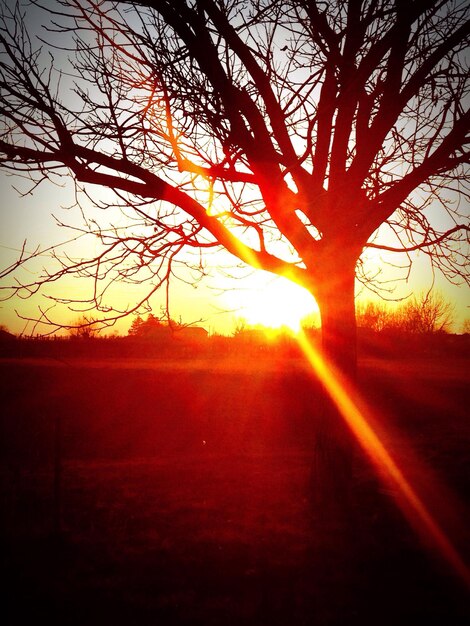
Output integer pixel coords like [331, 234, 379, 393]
[1, 353, 469, 625]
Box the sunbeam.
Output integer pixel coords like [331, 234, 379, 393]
[296, 330, 470, 589]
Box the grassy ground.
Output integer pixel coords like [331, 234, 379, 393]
[1, 353, 469, 625]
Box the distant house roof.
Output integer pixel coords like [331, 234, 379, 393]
[174, 326, 208, 342]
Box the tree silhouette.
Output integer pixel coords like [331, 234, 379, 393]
[128, 312, 171, 337]
[356, 291, 455, 333]
[68, 314, 99, 339]
[0, 0, 469, 375]
[393, 291, 455, 333]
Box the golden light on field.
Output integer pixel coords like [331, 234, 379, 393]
[224, 273, 319, 332]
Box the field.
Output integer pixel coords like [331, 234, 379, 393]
[1, 352, 469, 625]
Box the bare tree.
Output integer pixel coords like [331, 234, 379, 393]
[68, 314, 99, 338]
[1, 0, 469, 519]
[357, 291, 455, 333]
[356, 300, 390, 332]
[395, 290, 455, 333]
[0, 0, 469, 376]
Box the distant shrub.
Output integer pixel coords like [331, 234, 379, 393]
[356, 292, 454, 335]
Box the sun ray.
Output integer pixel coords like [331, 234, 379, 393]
[296, 330, 470, 588]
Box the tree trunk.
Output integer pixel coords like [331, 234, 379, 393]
[316, 264, 357, 380]
[309, 261, 358, 520]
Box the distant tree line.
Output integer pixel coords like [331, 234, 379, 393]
[128, 313, 173, 338]
[0, 292, 468, 362]
[356, 292, 455, 335]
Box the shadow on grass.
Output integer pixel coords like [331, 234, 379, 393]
[1, 357, 469, 625]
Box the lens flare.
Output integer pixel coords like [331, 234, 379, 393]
[296, 330, 470, 588]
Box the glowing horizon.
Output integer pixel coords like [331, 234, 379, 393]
[222, 273, 320, 333]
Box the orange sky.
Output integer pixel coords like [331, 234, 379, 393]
[0, 172, 469, 336]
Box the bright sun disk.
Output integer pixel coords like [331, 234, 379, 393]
[226, 274, 318, 332]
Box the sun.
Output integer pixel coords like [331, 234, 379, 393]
[225, 273, 319, 333]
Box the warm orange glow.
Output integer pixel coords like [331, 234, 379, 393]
[296, 330, 470, 588]
[224, 273, 318, 332]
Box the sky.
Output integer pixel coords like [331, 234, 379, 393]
[0, 1, 469, 336]
[0, 167, 468, 336]
[0, 170, 315, 335]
